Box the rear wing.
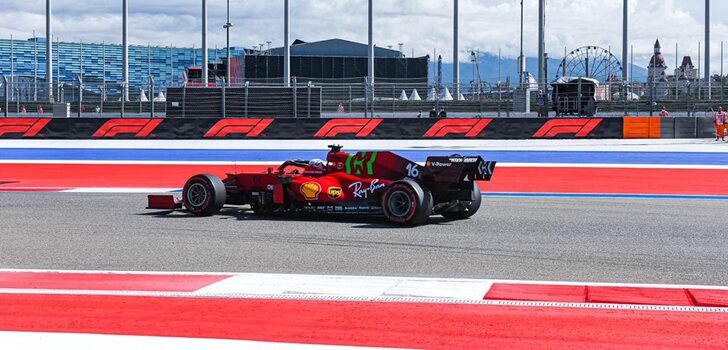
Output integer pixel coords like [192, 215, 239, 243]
[423, 156, 496, 182]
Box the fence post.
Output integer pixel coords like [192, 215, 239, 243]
[182, 84, 188, 118]
[121, 82, 127, 118]
[15, 88, 20, 114]
[370, 80, 375, 119]
[2, 76, 7, 117]
[221, 77, 226, 118]
[348, 85, 352, 115]
[293, 77, 298, 118]
[100, 84, 104, 114]
[320, 86, 323, 118]
[139, 88, 143, 114]
[77, 76, 83, 117]
[149, 76, 155, 118]
[307, 81, 312, 118]
[364, 77, 369, 118]
[244, 81, 249, 118]
[392, 84, 395, 117]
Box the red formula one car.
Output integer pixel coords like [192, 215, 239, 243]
[148, 145, 496, 225]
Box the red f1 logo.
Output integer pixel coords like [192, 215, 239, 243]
[0, 118, 50, 137]
[423, 118, 492, 138]
[534, 119, 603, 138]
[314, 119, 383, 138]
[92, 119, 163, 138]
[204, 118, 273, 138]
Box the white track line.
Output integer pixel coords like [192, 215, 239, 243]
[60, 188, 179, 193]
[3, 269, 728, 292]
[0, 331, 398, 350]
[3, 269, 727, 312]
[3, 160, 728, 170]
[2, 139, 728, 152]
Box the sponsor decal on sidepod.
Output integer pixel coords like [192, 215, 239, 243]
[300, 182, 322, 200]
[327, 187, 343, 199]
[349, 180, 386, 199]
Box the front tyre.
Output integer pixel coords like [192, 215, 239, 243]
[441, 183, 481, 220]
[381, 180, 433, 226]
[183, 174, 226, 216]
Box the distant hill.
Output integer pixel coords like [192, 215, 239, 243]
[432, 54, 647, 85]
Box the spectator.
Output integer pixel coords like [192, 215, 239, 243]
[659, 106, 670, 117]
[95, 105, 100, 113]
[38, 106, 44, 114]
[536, 91, 545, 117]
[429, 107, 437, 118]
[20, 105, 27, 114]
[713, 106, 727, 141]
[438, 110, 447, 118]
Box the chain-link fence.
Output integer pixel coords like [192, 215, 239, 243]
[2, 73, 728, 118]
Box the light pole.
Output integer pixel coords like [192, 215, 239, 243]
[706, 0, 711, 99]
[223, 0, 233, 87]
[284, 0, 290, 87]
[453, 0, 459, 99]
[538, 0, 547, 94]
[623, 0, 628, 114]
[34, 30, 38, 102]
[368, 0, 374, 118]
[46, 0, 53, 102]
[202, 0, 208, 87]
[122, 0, 128, 101]
[519, 0, 524, 87]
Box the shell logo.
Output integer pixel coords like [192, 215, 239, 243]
[300, 182, 321, 200]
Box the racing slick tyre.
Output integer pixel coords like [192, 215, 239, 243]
[182, 174, 226, 216]
[441, 183, 481, 220]
[381, 180, 433, 226]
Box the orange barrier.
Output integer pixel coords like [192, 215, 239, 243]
[623, 117, 661, 138]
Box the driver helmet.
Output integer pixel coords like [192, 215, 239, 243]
[305, 159, 326, 174]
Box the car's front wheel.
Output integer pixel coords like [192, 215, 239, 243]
[182, 174, 226, 216]
[381, 180, 433, 226]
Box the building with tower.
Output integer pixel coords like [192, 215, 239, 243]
[647, 39, 669, 98]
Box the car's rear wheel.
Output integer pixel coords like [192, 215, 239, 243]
[441, 183, 481, 220]
[381, 180, 433, 226]
[183, 174, 226, 216]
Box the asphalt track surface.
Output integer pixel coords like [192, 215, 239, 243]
[1, 192, 726, 286]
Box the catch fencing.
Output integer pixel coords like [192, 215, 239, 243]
[2, 75, 728, 119]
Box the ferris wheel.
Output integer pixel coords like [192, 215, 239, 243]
[556, 46, 623, 83]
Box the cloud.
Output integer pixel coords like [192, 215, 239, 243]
[1, 0, 727, 73]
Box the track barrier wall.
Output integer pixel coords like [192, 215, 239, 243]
[0, 117, 719, 139]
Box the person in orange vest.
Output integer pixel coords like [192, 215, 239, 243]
[659, 106, 670, 117]
[714, 106, 727, 141]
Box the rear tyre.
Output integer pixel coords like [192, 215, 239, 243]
[182, 174, 226, 216]
[441, 183, 481, 220]
[381, 180, 433, 226]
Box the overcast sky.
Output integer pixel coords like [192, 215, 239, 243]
[1, 0, 727, 72]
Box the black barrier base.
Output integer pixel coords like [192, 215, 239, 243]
[0, 117, 626, 140]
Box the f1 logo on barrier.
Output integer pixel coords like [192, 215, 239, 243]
[204, 118, 274, 138]
[0, 118, 51, 137]
[533, 119, 603, 138]
[423, 118, 492, 138]
[92, 119, 164, 138]
[314, 119, 383, 138]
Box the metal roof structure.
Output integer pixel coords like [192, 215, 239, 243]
[268, 38, 403, 58]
